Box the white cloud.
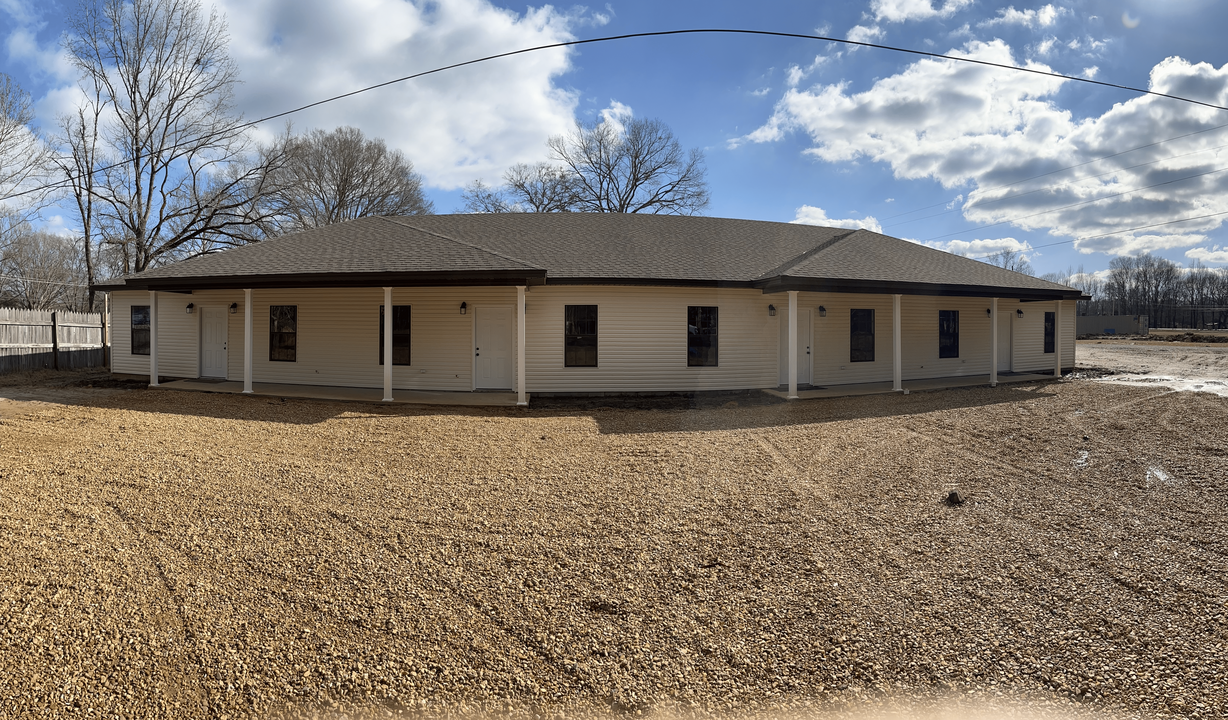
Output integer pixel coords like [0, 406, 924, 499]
[926, 237, 1032, 257]
[847, 25, 885, 44]
[1186, 246, 1228, 264]
[871, 0, 974, 23]
[751, 87, 772, 97]
[791, 206, 883, 233]
[205, 0, 589, 190]
[1081, 66, 1099, 79]
[598, 99, 633, 134]
[743, 44, 1228, 256]
[981, 5, 1064, 28]
[1034, 37, 1057, 56]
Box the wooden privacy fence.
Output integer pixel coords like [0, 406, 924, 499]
[0, 307, 108, 374]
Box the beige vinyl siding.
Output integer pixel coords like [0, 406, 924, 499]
[524, 286, 778, 392]
[109, 290, 200, 378]
[805, 292, 897, 386]
[1009, 298, 1076, 373]
[226, 287, 516, 390]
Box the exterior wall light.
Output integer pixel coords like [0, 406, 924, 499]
[818, 306, 826, 317]
[768, 304, 776, 317]
[229, 302, 238, 314]
[986, 308, 992, 317]
[185, 303, 194, 314]
[459, 302, 468, 315]
[1016, 309, 1024, 318]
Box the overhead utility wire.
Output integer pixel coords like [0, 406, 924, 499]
[880, 120, 1228, 222]
[964, 209, 1228, 260]
[921, 164, 1228, 243]
[887, 141, 1228, 228]
[4, 28, 1228, 206]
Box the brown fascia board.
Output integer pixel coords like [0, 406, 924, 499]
[542, 277, 757, 289]
[755, 275, 1086, 301]
[95, 269, 548, 292]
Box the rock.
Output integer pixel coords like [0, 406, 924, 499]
[944, 490, 965, 506]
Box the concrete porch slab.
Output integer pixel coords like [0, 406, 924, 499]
[159, 379, 524, 407]
[763, 372, 1053, 400]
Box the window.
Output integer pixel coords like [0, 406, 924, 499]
[564, 305, 598, 367]
[687, 306, 718, 367]
[1044, 311, 1056, 354]
[379, 305, 411, 365]
[269, 305, 297, 362]
[850, 309, 875, 362]
[938, 310, 959, 359]
[131, 305, 150, 356]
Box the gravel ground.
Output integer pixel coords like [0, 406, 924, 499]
[0, 365, 1225, 719]
[1076, 341, 1228, 396]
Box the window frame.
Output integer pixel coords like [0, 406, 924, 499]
[1044, 311, 1056, 354]
[687, 306, 719, 367]
[938, 310, 960, 359]
[379, 305, 412, 366]
[563, 304, 598, 368]
[850, 308, 875, 363]
[130, 305, 150, 356]
[269, 305, 298, 363]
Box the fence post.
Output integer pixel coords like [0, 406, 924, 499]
[51, 311, 60, 370]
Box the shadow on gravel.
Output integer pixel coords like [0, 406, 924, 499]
[1, 367, 1062, 433]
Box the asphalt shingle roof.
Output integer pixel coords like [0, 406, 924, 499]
[96, 213, 1082, 300]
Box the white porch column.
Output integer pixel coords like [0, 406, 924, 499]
[787, 290, 799, 399]
[148, 291, 159, 386]
[383, 287, 394, 402]
[1054, 299, 1062, 378]
[990, 298, 999, 387]
[516, 286, 527, 406]
[892, 294, 903, 392]
[243, 288, 253, 394]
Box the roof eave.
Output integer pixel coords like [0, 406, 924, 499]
[97, 269, 548, 292]
[756, 276, 1086, 301]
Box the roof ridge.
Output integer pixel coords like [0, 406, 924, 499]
[755, 228, 858, 281]
[381, 216, 545, 270]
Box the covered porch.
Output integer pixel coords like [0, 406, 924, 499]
[159, 378, 525, 407]
[763, 370, 1054, 401]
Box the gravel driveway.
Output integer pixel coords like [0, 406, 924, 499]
[0, 369, 1225, 719]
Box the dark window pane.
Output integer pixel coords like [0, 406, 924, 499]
[939, 310, 959, 359]
[687, 306, 718, 367]
[270, 305, 297, 362]
[131, 305, 150, 356]
[564, 305, 598, 367]
[1044, 311, 1056, 354]
[850, 309, 875, 363]
[379, 305, 411, 366]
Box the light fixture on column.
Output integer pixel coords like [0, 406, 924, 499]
[185, 303, 194, 314]
[459, 302, 468, 315]
[768, 304, 776, 317]
[229, 302, 238, 314]
[986, 308, 992, 317]
[818, 306, 826, 317]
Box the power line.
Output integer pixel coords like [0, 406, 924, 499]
[5, 27, 1228, 207]
[923, 165, 1228, 243]
[886, 140, 1228, 228]
[965, 209, 1228, 260]
[880, 120, 1228, 223]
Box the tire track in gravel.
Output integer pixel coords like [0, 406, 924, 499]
[102, 499, 210, 715]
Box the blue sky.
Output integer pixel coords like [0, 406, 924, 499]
[4, 0, 1228, 280]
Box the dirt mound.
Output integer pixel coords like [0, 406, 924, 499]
[1159, 332, 1228, 343]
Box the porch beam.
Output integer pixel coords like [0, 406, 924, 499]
[990, 298, 998, 387]
[892, 294, 902, 392]
[243, 288, 253, 394]
[149, 291, 159, 387]
[383, 287, 394, 401]
[787, 290, 798, 399]
[517, 286, 527, 406]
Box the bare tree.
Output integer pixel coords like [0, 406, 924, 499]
[254, 126, 433, 236]
[62, 0, 289, 274]
[0, 74, 53, 254]
[547, 117, 709, 214]
[462, 116, 709, 216]
[984, 249, 1034, 276]
[0, 224, 89, 310]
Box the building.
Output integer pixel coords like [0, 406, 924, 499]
[94, 214, 1082, 404]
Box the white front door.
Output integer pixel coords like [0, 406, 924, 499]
[201, 307, 228, 378]
[997, 310, 1013, 373]
[475, 306, 513, 389]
